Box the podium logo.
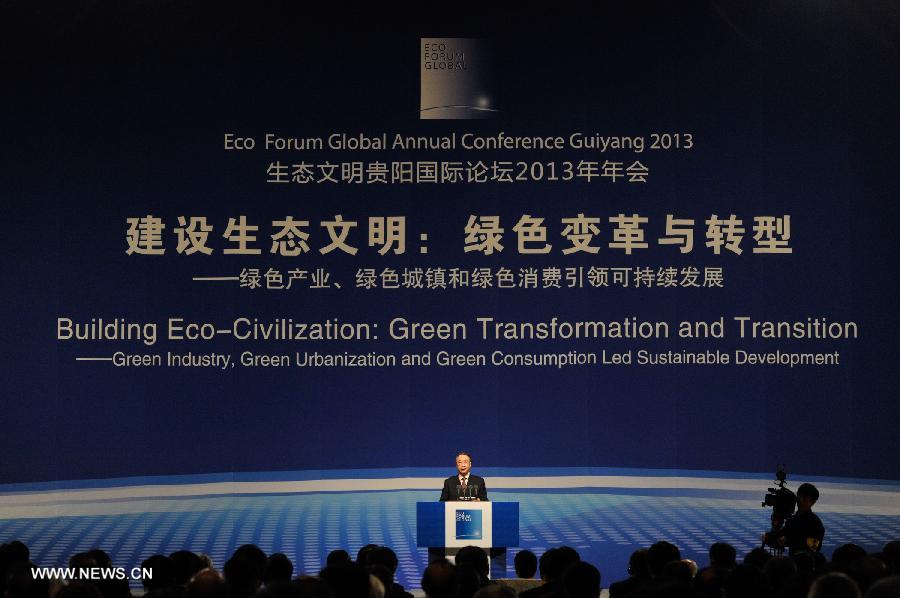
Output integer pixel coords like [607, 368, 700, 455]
[420, 38, 499, 120]
[455, 509, 483, 540]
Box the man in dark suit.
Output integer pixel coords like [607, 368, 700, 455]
[439, 452, 488, 501]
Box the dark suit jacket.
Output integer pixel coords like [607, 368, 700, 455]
[440, 474, 488, 501]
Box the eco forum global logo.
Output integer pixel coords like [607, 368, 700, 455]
[420, 38, 499, 119]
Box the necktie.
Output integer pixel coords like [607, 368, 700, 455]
[461, 477, 468, 495]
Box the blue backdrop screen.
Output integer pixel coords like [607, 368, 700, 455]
[1, 3, 898, 486]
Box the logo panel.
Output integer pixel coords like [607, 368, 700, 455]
[455, 509, 483, 540]
[420, 38, 498, 119]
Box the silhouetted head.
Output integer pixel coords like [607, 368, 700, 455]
[233, 545, 267, 576]
[326, 550, 352, 568]
[797, 483, 820, 510]
[514, 550, 537, 579]
[454, 565, 481, 598]
[142, 555, 177, 591]
[170, 551, 204, 586]
[647, 542, 681, 579]
[85, 549, 111, 568]
[0, 541, 31, 597]
[421, 560, 457, 598]
[882, 541, 900, 574]
[356, 545, 378, 566]
[833, 544, 867, 570]
[865, 576, 900, 598]
[223, 555, 262, 598]
[709, 542, 736, 570]
[456, 546, 489, 582]
[763, 556, 798, 592]
[792, 550, 817, 573]
[692, 566, 728, 598]
[319, 562, 370, 598]
[365, 547, 399, 576]
[625, 549, 650, 580]
[562, 561, 601, 598]
[847, 556, 889, 593]
[186, 568, 227, 598]
[808, 572, 861, 598]
[3, 542, 30, 564]
[4, 560, 50, 598]
[264, 553, 294, 584]
[743, 547, 773, 570]
[69, 552, 98, 570]
[538, 547, 581, 583]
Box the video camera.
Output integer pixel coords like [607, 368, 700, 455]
[762, 465, 797, 520]
[761, 465, 797, 552]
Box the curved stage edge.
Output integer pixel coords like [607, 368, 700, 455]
[1, 468, 898, 590]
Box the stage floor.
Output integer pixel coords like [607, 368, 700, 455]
[2, 471, 898, 590]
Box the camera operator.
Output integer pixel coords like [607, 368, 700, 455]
[763, 483, 825, 554]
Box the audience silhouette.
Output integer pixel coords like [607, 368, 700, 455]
[2, 537, 900, 598]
